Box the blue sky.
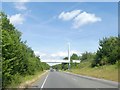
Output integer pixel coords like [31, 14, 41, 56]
[2, 2, 118, 62]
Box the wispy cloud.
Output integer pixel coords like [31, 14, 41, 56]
[58, 10, 81, 21]
[11, 0, 30, 25]
[58, 10, 101, 29]
[34, 51, 47, 57]
[14, 3, 27, 11]
[8, 0, 29, 25]
[8, 13, 25, 25]
[14, 0, 30, 11]
[8, 0, 31, 26]
[16, 0, 30, 2]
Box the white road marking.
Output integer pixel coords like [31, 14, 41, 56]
[41, 73, 49, 88]
[72, 78, 77, 81]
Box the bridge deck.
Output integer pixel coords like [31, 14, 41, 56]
[41, 60, 80, 63]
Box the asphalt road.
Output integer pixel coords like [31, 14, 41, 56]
[29, 70, 118, 88]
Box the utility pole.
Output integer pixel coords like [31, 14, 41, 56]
[68, 43, 70, 70]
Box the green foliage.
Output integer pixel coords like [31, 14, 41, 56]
[81, 52, 95, 62]
[91, 37, 119, 67]
[52, 64, 62, 70]
[63, 57, 68, 60]
[70, 53, 79, 68]
[41, 62, 50, 70]
[71, 53, 79, 60]
[53, 53, 80, 70]
[1, 12, 49, 88]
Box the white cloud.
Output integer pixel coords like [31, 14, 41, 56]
[71, 50, 82, 56]
[34, 50, 81, 61]
[51, 52, 68, 57]
[10, 0, 30, 25]
[14, 0, 29, 11]
[9, 14, 25, 25]
[14, 3, 27, 11]
[58, 10, 101, 29]
[16, 0, 30, 2]
[34, 51, 47, 57]
[50, 50, 81, 58]
[58, 10, 81, 21]
[73, 12, 101, 29]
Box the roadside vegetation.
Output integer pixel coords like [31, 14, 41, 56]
[9, 70, 46, 88]
[53, 35, 119, 82]
[0, 12, 50, 88]
[68, 61, 118, 82]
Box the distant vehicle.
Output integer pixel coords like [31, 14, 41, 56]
[50, 69, 54, 72]
[50, 68, 54, 72]
[56, 68, 59, 71]
[56, 69, 59, 71]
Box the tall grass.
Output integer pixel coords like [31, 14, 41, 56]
[7, 70, 45, 88]
[69, 61, 118, 82]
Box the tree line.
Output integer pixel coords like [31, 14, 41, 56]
[0, 12, 50, 88]
[53, 36, 119, 70]
[52, 53, 80, 70]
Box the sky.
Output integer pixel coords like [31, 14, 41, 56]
[2, 2, 118, 65]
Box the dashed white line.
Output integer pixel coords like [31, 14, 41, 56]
[72, 78, 77, 81]
[41, 73, 49, 88]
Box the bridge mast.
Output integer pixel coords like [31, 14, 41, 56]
[68, 43, 70, 70]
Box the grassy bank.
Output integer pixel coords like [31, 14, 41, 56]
[67, 61, 118, 82]
[7, 70, 47, 88]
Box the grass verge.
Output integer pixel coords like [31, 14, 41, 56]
[7, 70, 47, 88]
[67, 62, 118, 82]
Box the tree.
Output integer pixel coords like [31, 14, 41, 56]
[91, 36, 119, 67]
[63, 57, 68, 60]
[62, 53, 80, 69]
[81, 52, 95, 62]
[1, 12, 49, 87]
[71, 53, 79, 60]
[70, 53, 79, 68]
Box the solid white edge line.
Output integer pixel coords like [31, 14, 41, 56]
[41, 73, 49, 88]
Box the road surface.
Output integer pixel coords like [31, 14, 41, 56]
[29, 70, 118, 88]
